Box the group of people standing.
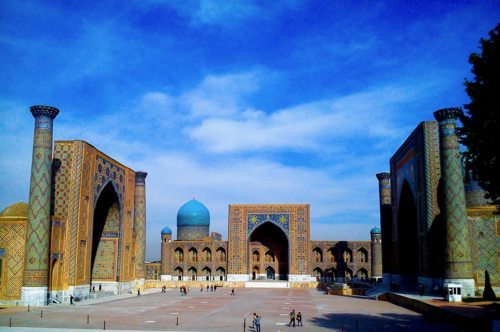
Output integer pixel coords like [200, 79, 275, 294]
[201, 284, 218, 292]
[288, 309, 303, 327]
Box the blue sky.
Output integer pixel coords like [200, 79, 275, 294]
[1, 1, 498, 260]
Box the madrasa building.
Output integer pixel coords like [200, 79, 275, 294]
[377, 108, 499, 296]
[0, 105, 381, 306]
[153, 200, 382, 284]
[0, 106, 148, 306]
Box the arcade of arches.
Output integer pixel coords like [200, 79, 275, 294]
[156, 204, 379, 282]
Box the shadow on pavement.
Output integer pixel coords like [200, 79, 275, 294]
[308, 312, 459, 331]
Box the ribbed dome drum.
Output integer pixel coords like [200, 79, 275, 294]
[176, 199, 210, 240]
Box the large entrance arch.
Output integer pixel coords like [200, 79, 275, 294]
[91, 181, 121, 287]
[249, 222, 289, 280]
[397, 181, 419, 289]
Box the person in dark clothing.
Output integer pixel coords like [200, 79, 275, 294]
[231, 288, 235, 296]
[297, 312, 303, 326]
[69, 295, 74, 305]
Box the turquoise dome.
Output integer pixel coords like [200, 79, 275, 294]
[161, 226, 172, 235]
[370, 227, 381, 234]
[177, 199, 210, 227]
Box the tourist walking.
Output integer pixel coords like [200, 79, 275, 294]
[288, 309, 296, 327]
[231, 288, 235, 296]
[252, 312, 257, 328]
[297, 312, 303, 326]
[255, 314, 261, 332]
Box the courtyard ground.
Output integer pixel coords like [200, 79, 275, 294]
[0, 287, 458, 331]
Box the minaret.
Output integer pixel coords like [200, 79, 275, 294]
[370, 227, 382, 281]
[376, 172, 392, 281]
[434, 108, 474, 294]
[134, 171, 147, 288]
[21, 105, 59, 306]
[160, 226, 172, 280]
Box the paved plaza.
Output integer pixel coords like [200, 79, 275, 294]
[0, 287, 457, 331]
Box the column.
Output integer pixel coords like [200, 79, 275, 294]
[134, 171, 147, 286]
[376, 172, 392, 281]
[434, 108, 474, 294]
[22, 105, 59, 306]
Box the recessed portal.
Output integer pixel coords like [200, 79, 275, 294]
[91, 181, 120, 285]
[249, 222, 289, 280]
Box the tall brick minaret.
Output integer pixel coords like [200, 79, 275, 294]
[134, 171, 147, 289]
[22, 105, 59, 306]
[376, 172, 392, 281]
[434, 108, 474, 295]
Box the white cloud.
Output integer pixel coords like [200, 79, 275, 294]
[181, 71, 260, 118]
[187, 85, 414, 153]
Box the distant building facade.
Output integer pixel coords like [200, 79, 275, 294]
[378, 108, 499, 295]
[159, 201, 382, 283]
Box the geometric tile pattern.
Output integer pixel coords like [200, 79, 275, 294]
[24, 109, 57, 287]
[94, 156, 125, 206]
[91, 238, 117, 280]
[468, 215, 499, 285]
[0, 222, 26, 299]
[67, 141, 83, 284]
[435, 109, 473, 279]
[134, 172, 147, 279]
[228, 204, 310, 275]
[247, 213, 290, 233]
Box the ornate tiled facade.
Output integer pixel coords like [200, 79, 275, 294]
[381, 109, 499, 295]
[159, 203, 379, 283]
[0, 105, 148, 306]
[0, 213, 27, 300]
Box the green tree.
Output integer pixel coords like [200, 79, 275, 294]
[459, 23, 500, 203]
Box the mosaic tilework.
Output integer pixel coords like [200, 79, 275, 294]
[0, 221, 26, 299]
[468, 214, 499, 285]
[435, 109, 473, 279]
[24, 113, 56, 287]
[67, 142, 83, 285]
[247, 213, 290, 233]
[134, 172, 147, 279]
[76, 148, 93, 283]
[93, 156, 125, 206]
[103, 202, 120, 234]
[92, 239, 117, 280]
[177, 226, 209, 241]
[228, 204, 310, 275]
[52, 143, 72, 217]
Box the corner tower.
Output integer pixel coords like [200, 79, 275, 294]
[370, 227, 382, 281]
[160, 226, 172, 279]
[22, 105, 59, 306]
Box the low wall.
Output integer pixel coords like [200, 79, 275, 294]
[146, 280, 333, 289]
[387, 292, 492, 332]
[327, 288, 366, 296]
[146, 280, 245, 289]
